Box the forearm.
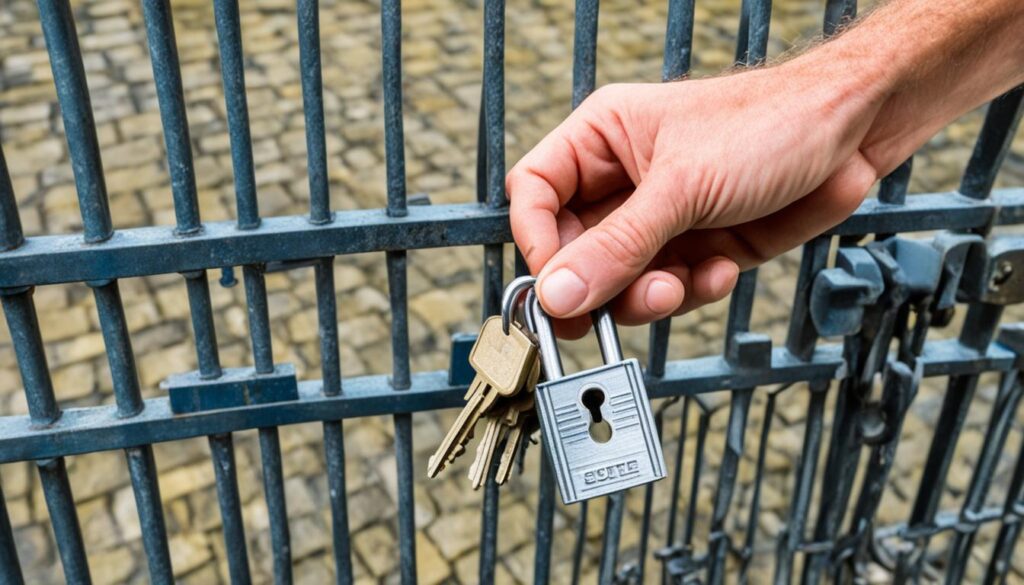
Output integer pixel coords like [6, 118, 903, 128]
[787, 0, 1024, 176]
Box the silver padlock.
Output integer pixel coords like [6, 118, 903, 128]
[512, 279, 666, 504]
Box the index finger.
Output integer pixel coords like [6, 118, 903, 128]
[506, 129, 580, 274]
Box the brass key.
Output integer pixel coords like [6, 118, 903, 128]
[427, 316, 537, 478]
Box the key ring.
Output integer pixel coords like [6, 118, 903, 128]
[501, 275, 537, 335]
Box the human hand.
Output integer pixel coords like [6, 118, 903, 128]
[508, 58, 886, 336]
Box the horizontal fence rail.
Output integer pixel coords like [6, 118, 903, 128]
[1, 0, 1024, 583]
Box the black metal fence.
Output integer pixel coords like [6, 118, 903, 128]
[1, 0, 1023, 583]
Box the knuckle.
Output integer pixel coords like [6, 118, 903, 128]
[590, 219, 655, 269]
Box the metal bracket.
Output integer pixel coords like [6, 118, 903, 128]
[810, 247, 884, 337]
[448, 332, 477, 386]
[959, 235, 1024, 304]
[162, 364, 299, 414]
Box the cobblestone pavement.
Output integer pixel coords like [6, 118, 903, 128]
[3, 0, 1024, 582]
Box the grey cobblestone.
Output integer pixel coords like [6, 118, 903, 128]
[2, 0, 1024, 581]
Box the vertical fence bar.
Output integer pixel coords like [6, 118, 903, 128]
[141, 0, 200, 234]
[92, 280, 174, 583]
[316, 256, 354, 584]
[36, 458, 90, 584]
[382, 0, 407, 218]
[944, 370, 1023, 584]
[208, 434, 251, 584]
[125, 446, 173, 584]
[92, 282, 143, 417]
[213, 0, 259, 228]
[738, 391, 775, 582]
[983, 436, 1024, 584]
[45, 6, 177, 573]
[0, 481, 24, 585]
[959, 86, 1024, 201]
[0, 148, 24, 252]
[772, 381, 827, 584]
[184, 272, 224, 379]
[894, 88, 1023, 581]
[571, 0, 599, 108]
[823, 0, 856, 36]
[381, 2, 416, 582]
[706, 269, 758, 585]
[895, 302, 1004, 582]
[36, 0, 111, 243]
[477, 0, 507, 578]
[215, 0, 294, 577]
[662, 0, 695, 81]
[297, 0, 331, 224]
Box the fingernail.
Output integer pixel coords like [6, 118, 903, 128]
[645, 279, 679, 314]
[539, 268, 588, 316]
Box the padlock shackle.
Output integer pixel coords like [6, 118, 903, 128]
[501, 275, 538, 335]
[525, 290, 564, 380]
[591, 308, 624, 363]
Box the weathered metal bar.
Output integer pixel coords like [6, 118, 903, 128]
[0, 338, 1019, 463]
[772, 381, 827, 584]
[0, 146, 23, 252]
[707, 269, 759, 584]
[483, 0, 506, 209]
[662, 0, 695, 80]
[381, 0, 407, 216]
[91, 281, 144, 417]
[242, 265, 274, 375]
[982, 436, 1024, 584]
[9, 191, 1024, 289]
[878, 158, 914, 206]
[297, 0, 331, 224]
[37, 458, 91, 584]
[738, 391, 775, 582]
[786, 236, 831, 361]
[140, 0, 200, 234]
[259, 428, 291, 585]
[571, 0, 599, 108]
[207, 433, 251, 584]
[316, 259, 342, 396]
[313, 258, 353, 582]
[533, 450, 556, 585]
[823, 0, 856, 36]
[665, 398, 689, 551]
[684, 407, 709, 547]
[0, 290, 60, 426]
[183, 271, 224, 379]
[0, 481, 25, 585]
[37, 0, 111, 243]
[960, 86, 1024, 200]
[898, 302, 1004, 581]
[213, 0, 259, 229]
[380, 2, 416, 579]
[944, 370, 1023, 583]
[91, 279, 175, 582]
[125, 446, 173, 584]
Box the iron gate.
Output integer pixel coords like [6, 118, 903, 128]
[2, 0, 1024, 583]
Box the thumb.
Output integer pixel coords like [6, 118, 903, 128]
[535, 171, 686, 318]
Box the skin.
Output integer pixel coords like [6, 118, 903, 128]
[507, 0, 1024, 338]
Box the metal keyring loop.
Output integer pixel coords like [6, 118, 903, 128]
[500, 275, 537, 334]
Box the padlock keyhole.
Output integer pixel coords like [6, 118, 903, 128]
[581, 387, 612, 443]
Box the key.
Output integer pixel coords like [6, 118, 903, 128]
[427, 316, 537, 478]
[495, 376, 537, 485]
[468, 415, 505, 489]
[469, 316, 537, 396]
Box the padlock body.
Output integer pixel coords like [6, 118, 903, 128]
[536, 358, 666, 504]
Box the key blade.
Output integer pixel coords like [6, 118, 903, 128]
[427, 387, 486, 478]
[496, 424, 526, 485]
